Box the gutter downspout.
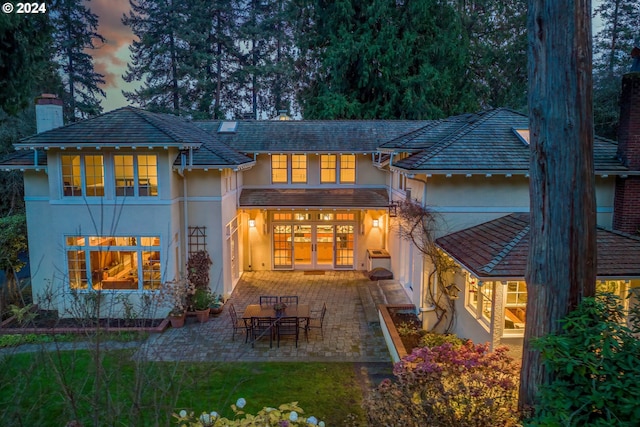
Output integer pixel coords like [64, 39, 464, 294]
[179, 152, 189, 269]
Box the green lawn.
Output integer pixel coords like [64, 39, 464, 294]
[0, 349, 367, 426]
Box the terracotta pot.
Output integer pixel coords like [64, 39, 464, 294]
[209, 306, 224, 316]
[169, 312, 186, 328]
[195, 308, 210, 323]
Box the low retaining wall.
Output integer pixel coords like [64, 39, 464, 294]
[378, 304, 416, 363]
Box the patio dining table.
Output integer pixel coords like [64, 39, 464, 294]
[242, 304, 310, 322]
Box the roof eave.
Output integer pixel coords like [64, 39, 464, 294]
[15, 142, 201, 150]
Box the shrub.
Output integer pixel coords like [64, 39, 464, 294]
[173, 399, 325, 426]
[527, 293, 640, 426]
[419, 332, 464, 349]
[365, 341, 520, 427]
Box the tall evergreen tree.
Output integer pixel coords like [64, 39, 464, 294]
[51, 0, 105, 121]
[293, 0, 475, 119]
[188, 0, 244, 119]
[456, 0, 528, 110]
[123, 0, 193, 115]
[592, 0, 640, 139]
[0, 14, 54, 115]
[236, 0, 297, 119]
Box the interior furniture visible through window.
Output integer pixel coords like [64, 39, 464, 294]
[66, 235, 161, 290]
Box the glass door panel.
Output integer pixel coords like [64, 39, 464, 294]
[335, 225, 354, 268]
[273, 225, 293, 269]
[293, 225, 312, 268]
[316, 225, 334, 267]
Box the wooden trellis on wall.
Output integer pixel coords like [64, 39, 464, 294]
[188, 226, 207, 254]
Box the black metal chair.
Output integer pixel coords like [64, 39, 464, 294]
[251, 316, 274, 348]
[259, 295, 279, 306]
[228, 303, 251, 342]
[276, 316, 299, 347]
[306, 302, 327, 340]
[279, 295, 299, 306]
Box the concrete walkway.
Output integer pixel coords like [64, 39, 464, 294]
[136, 271, 392, 362]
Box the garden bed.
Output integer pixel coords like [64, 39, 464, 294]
[0, 307, 168, 334]
[378, 304, 417, 362]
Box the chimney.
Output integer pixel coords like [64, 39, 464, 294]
[35, 94, 63, 133]
[612, 47, 640, 234]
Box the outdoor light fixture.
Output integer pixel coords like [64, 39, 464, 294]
[248, 219, 256, 228]
[372, 219, 379, 228]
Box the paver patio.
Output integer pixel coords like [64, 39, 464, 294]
[136, 271, 392, 362]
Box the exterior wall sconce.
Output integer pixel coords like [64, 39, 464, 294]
[388, 201, 398, 217]
[446, 283, 461, 299]
[372, 219, 379, 228]
[248, 219, 256, 228]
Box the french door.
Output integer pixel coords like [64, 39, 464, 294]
[272, 223, 354, 269]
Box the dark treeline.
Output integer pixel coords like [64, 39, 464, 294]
[0, 0, 638, 215]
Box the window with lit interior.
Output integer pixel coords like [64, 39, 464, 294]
[61, 154, 104, 197]
[114, 154, 158, 197]
[271, 154, 288, 183]
[66, 236, 161, 290]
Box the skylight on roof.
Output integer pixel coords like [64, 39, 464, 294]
[218, 121, 238, 133]
[513, 128, 530, 145]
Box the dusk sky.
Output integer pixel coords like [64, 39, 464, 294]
[86, 0, 606, 114]
[89, 0, 137, 112]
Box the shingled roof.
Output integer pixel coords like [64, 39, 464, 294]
[389, 108, 627, 174]
[193, 120, 430, 152]
[16, 107, 210, 149]
[239, 188, 389, 208]
[436, 213, 640, 279]
[0, 149, 47, 170]
[7, 107, 254, 169]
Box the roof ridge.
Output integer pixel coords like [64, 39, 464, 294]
[130, 108, 192, 145]
[410, 109, 501, 164]
[480, 221, 529, 274]
[379, 119, 443, 148]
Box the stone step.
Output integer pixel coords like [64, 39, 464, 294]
[358, 283, 380, 326]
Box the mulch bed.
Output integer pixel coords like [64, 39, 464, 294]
[389, 309, 422, 354]
[1, 309, 166, 334]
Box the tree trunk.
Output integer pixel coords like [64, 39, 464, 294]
[519, 0, 597, 411]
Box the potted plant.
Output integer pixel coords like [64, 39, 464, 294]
[192, 288, 215, 323]
[273, 302, 287, 317]
[159, 277, 195, 328]
[209, 294, 224, 316]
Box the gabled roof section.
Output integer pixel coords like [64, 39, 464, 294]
[436, 213, 640, 279]
[193, 120, 430, 152]
[390, 108, 628, 174]
[378, 114, 470, 152]
[16, 107, 206, 149]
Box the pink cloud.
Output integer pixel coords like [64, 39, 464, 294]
[86, 0, 133, 87]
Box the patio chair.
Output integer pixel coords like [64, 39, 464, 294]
[279, 295, 299, 306]
[228, 303, 251, 342]
[276, 317, 299, 348]
[306, 302, 327, 340]
[251, 317, 274, 348]
[259, 295, 279, 306]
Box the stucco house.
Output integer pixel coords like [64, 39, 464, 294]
[2, 70, 639, 354]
